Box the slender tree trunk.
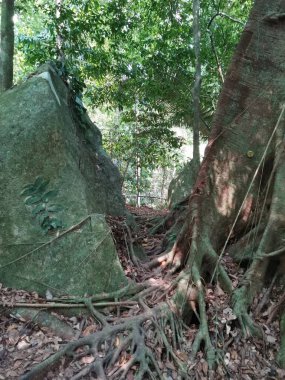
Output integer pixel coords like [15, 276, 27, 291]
[192, 0, 201, 176]
[0, 0, 15, 93]
[160, 167, 166, 201]
[134, 97, 141, 207]
[136, 156, 141, 207]
[55, 0, 65, 67]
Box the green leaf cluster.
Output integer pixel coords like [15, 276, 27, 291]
[21, 176, 64, 234]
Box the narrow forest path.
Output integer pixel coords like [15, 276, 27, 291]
[0, 206, 283, 379]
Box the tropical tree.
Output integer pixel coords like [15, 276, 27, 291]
[0, 0, 15, 92]
[162, 0, 285, 365]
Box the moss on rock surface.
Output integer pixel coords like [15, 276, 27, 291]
[0, 64, 127, 296]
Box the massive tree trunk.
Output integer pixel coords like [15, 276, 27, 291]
[163, 0, 285, 363]
[0, 0, 15, 92]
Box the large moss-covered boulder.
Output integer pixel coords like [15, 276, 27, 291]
[0, 63, 127, 296]
[167, 161, 195, 208]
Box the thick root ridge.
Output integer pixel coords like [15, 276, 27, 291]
[232, 287, 263, 337]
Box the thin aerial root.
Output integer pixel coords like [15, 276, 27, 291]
[123, 222, 141, 267]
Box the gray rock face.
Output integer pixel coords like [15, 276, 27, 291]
[167, 161, 195, 207]
[0, 63, 127, 296]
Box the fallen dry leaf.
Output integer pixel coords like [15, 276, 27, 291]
[81, 355, 95, 364]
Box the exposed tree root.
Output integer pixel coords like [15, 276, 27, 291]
[232, 285, 263, 337]
[231, 245, 270, 337]
[123, 222, 141, 267]
[20, 302, 188, 380]
[190, 264, 216, 368]
[169, 235, 234, 368]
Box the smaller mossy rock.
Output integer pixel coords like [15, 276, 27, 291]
[11, 308, 75, 340]
[0, 63, 127, 296]
[167, 161, 195, 208]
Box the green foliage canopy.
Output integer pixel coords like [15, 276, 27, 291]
[15, 0, 252, 130]
[13, 0, 252, 202]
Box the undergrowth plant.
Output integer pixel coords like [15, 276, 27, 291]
[21, 176, 64, 234]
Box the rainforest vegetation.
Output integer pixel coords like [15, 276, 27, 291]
[1, 0, 285, 379]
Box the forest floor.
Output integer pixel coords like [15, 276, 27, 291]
[0, 206, 284, 379]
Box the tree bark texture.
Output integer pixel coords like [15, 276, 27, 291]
[0, 0, 15, 92]
[156, 0, 285, 358]
[174, 0, 285, 264]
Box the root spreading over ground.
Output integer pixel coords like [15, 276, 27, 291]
[0, 206, 284, 379]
